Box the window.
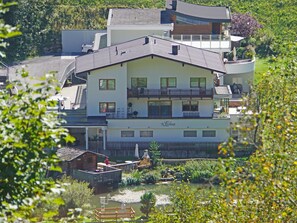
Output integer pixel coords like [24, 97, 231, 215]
[140, 130, 153, 137]
[99, 79, 115, 90]
[99, 102, 116, 113]
[190, 78, 206, 89]
[121, 131, 134, 137]
[184, 130, 197, 137]
[182, 101, 199, 112]
[161, 77, 176, 88]
[202, 130, 216, 137]
[131, 78, 147, 88]
[148, 101, 172, 118]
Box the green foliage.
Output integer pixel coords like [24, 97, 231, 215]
[152, 183, 203, 223]
[142, 173, 159, 184]
[181, 160, 218, 183]
[153, 45, 297, 222]
[140, 191, 156, 218]
[27, 176, 93, 221]
[57, 176, 94, 218]
[0, 0, 21, 58]
[149, 141, 161, 168]
[3, 0, 297, 61]
[120, 170, 142, 186]
[0, 71, 73, 219]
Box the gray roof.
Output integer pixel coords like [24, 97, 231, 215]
[168, 0, 231, 22]
[62, 114, 108, 127]
[214, 86, 232, 95]
[57, 147, 97, 161]
[75, 36, 226, 74]
[109, 9, 171, 25]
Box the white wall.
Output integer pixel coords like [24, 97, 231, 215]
[62, 30, 105, 53]
[224, 60, 255, 93]
[87, 64, 128, 116]
[107, 119, 230, 142]
[110, 30, 165, 46]
[127, 57, 213, 89]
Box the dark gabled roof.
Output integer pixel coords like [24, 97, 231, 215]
[109, 9, 172, 25]
[57, 147, 98, 161]
[75, 36, 226, 74]
[167, 0, 231, 22]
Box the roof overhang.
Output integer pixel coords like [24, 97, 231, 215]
[175, 12, 231, 23]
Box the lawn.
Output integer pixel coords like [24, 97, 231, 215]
[254, 57, 275, 84]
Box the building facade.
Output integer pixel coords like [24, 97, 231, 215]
[61, 0, 254, 157]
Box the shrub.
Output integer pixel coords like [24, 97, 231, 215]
[142, 173, 159, 184]
[140, 192, 156, 218]
[58, 176, 94, 218]
[182, 160, 218, 183]
[125, 177, 141, 186]
[149, 141, 161, 168]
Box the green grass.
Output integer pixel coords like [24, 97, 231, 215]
[254, 57, 275, 84]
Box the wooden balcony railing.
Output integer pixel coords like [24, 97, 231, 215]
[127, 88, 213, 98]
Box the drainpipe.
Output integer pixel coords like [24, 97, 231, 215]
[102, 126, 107, 150]
[85, 127, 89, 150]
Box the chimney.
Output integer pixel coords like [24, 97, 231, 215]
[144, 36, 149, 44]
[172, 44, 179, 55]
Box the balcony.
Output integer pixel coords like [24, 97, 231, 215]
[127, 88, 213, 99]
[225, 59, 255, 74]
[169, 34, 231, 51]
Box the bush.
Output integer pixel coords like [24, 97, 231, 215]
[58, 176, 94, 218]
[142, 173, 159, 184]
[140, 192, 156, 218]
[149, 141, 161, 168]
[125, 177, 141, 186]
[182, 160, 218, 183]
[30, 176, 93, 220]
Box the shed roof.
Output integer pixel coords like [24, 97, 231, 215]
[75, 36, 226, 74]
[109, 9, 171, 25]
[57, 147, 104, 161]
[214, 86, 232, 95]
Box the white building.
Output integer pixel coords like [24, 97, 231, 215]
[62, 0, 255, 157]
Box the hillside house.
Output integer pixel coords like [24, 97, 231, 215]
[60, 0, 255, 157]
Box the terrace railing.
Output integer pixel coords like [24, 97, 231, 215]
[127, 88, 213, 98]
[166, 34, 231, 50]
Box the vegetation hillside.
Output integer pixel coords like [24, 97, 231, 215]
[3, 0, 297, 62]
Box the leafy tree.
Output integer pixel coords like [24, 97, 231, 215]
[0, 0, 21, 58]
[140, 191, 156, 218]
[231, 12, 262, 37]
[0, 71, 73, 220]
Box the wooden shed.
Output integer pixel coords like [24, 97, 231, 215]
[57, 147, 101, 175]
[57, 147, 122, 193]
